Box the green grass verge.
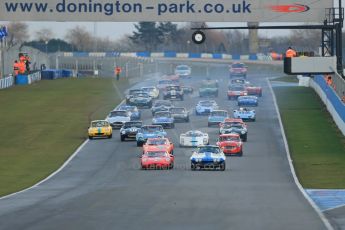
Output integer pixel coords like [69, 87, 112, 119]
[271, 75, 298, 82]
[0, 77, 127, 196]
[274, 87, 345, 188]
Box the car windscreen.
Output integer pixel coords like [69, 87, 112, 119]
[176, 66, 189, 70]
[123, 122, 142, 128]
[142, 126, 163, 132]
[110, 111, 127, 117]
[229, 85, 245, 91]
[145, 151, 166, 157]
[154, 112, 171, 118]
[185, 131, 203, 137]
[220, 136, 240, 142]
[211, 111, 227, 116]
[170, 108, 185, 113]
[197, 146, 220, 154]
[91, 121, 108, 127]
[166, 86, 180, 91]
[142, 87, 154, 92]
[133, 93, 149, 98]
[129, 89, 142, 95]
[158, 80, 172, 85]
[147, 139, 167, 145]
[199, 101, 214, 106]
[224, 123, 243, 129]
[154, 101, 171, 107]
[232, 64, 245, 68]
[201, 82, 217, 88]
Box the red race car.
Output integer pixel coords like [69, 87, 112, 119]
[141, 145, 174, 170]
[229, 62, 247, 78]
[143, 138, 174, 155]
[216, 133, 243, 156]
[227, 84, 248, 100]
[245, 83, 262, 97]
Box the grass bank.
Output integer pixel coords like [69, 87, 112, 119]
[274, 87, 345, 188]
[0, 77, 127, 196]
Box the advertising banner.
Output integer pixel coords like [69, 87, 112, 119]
[0, 0, 333, 22]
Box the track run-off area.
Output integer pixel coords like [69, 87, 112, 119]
[0, 62, 339, 230]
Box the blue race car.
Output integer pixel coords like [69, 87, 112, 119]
[136, 125, 167, 146]
[117, 104, 141, 120]
[195, 100, 219, 115]
[190, 145, 226, 171]
[208, 110, 229, 126]
[152, 111, 175, 128]
[237, 96, 258, 107]
[233, 107, 256, 121]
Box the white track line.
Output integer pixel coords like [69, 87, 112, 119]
[267, 78, 334, 230]
[0, 99, 125, 200]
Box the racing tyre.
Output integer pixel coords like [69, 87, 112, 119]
[169, 163, 174, 169]
[137, 141, 143, 147]
[191, 163, 197, 171]
[186, 117, 190, 122]
[219, 162, 226, 171]
[88, 136, 93, 140]
[120, 135, 125, 141]
[238, 150, 243, 157]
[108, 134, 112, 139]
[243, 135, 247, 142]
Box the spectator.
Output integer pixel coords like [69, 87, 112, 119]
[285, 46, 297, 58]
[13, 60, 19, 76]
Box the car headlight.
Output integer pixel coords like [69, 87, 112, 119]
[237, 143, 241, 147]
[241, 131, 246, 134]
[203, 138, 208, 143]
[121, 130, 126, 134]
[165, 158, 171, 162]
[142, 158, 148, 162]
[213, 158, 220, 162]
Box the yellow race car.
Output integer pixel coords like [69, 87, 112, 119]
[88, 120, 112, 139]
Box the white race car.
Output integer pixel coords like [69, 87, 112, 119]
[180, 130, 209, 147]
[141, 86, 160, 99]
[233, 107, 256, 121]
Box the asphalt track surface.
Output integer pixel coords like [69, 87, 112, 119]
[0, 63, 330, 230]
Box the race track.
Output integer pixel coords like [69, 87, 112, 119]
[0, 63, 328, 230]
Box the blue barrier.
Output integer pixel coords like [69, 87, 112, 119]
[249, 54, 258, 60]
[41, 69, 63, 80]
[136, 52, 150, 57]
[189, 53, 201, 58]
[15, 74, 29, 85]
[232, 54, 241, 60]
[105, 52, 120, 57]
[62, 69, 73, 78]
[15, 72, 41, 85]
[212, 53, 222, 59]
[164, 51, 176, 58]
[73, 52, 88, 57]
[314, 75, 345, 122]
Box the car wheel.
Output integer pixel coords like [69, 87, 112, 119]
[191, 163, 197, 171]
[186, 117, 190, 122]
[120, 135, 125, 141]
[108, 134, 112, 139]
[137, 141, 143, 147]
[88, 136, 93, 140]
[171, 123, 175, 128]
[243, 135, 247, 142]
[169, 163, 174, 169]
[220, 162, 226, 171]
[238, 150, 243, 157]
[208, 122, 211, 127]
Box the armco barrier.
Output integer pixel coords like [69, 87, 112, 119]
[0, 75, 14, 89]
[59, 52, 273, 61]
[310, 75, 345, 135]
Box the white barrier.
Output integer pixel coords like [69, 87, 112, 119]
[0, 76, 14, 90]
[309, 79, 345, 136]
[28, 72, 41, 84]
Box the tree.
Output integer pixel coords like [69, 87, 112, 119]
[129, 22, 162, 51]
[65, 26, 93, 51]
[6, 22, 29, 50]
[35, 28, 53, 42]
[157, 22, 180, 50]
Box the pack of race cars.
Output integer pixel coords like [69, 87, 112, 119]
[87, 63, 263, 171]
